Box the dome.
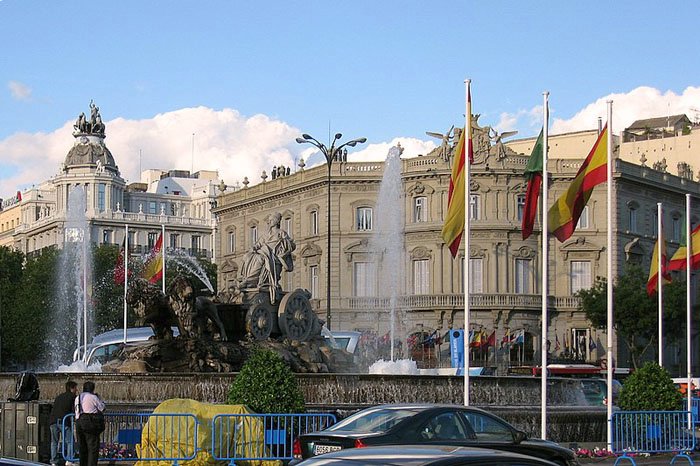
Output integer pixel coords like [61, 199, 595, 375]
[63, 134, 118, 172]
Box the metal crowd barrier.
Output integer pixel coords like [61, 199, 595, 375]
[211, 413, 337, 465]
[62, 412, 199, 464]
[611, 410, 695, 466]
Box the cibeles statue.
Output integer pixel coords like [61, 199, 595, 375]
[239, 212, 296, 304]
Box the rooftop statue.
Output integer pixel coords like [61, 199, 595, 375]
[73, 100, 105, 136]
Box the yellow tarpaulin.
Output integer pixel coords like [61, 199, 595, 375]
[135, 398, 281, 466]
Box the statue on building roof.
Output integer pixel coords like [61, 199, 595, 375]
[73, 100, 105, 136]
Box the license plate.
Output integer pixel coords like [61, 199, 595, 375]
[314, 444, 342, 455]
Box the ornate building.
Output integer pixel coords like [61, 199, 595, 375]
[215, 120, 700, 372]
[0, 103, 218, 260]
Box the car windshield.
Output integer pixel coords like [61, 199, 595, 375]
[328, 407, 420, 433]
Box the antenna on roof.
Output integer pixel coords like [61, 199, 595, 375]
[191, 133, 195, 175]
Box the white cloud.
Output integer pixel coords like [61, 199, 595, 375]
[8, 80, 32, 101]
[0, 107, 436, 195]
[551, 86, 700, 134]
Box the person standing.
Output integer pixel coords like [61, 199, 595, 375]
[74, 381, 105, 466]
[49, 380, 79, 466]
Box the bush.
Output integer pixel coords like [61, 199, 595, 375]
[228, 348, 305, 413]
[618, 362, 682, 411]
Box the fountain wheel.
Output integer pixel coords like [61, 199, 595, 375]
[245, 293, 276, 340]
[278, 289, 314, 341]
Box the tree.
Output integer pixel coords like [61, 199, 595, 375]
[0, 246, 25, 369]
[577, 265, 686, 369]
[92, 243, 137, 333]
[618, 362, 682, 411]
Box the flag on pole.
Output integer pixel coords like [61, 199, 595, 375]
[647, 235, 671, 295]
[470, 330, 483, 348]
[142, 233, 164, 284]
[514, 329, 525, 344]
[441, 89, 474, 258]
[485, 331, 496, 348]
[114, 238, 127, 285]
[522, 129, 544, 240]
[548, 125, 609, 242]
[555, 334, 561, 351]
[667, 224, 700, 271]
[589, 337, 597, 352]
[502, 329, 511, 346]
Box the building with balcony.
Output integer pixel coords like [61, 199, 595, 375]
[214, 122, 700, 372]
[1, 104, 218, 261]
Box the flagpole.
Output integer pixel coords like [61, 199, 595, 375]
[124, 224, 129, 344]
[82, 226, 88, 361]
[686, 193, 692, 416]
[606, 101, 614, 449]
[162, 224, 166, 294]
[464, 78, 472, 406]
[658, 202, 663, 366]
[540, 91, 550, 439]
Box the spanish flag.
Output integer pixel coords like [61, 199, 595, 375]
[646, 237, 670, 296]
[548, 125, 608, 242]
[142, 233, 164, 284]
[441, 86, 473, 258]
[667, 224, 700, 272]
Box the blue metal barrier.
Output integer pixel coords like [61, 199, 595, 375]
[611, 411, 695, 466]
[211, 413, 337, 465]
[62, 412, 198, 464]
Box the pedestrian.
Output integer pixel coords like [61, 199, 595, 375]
[74, 381, 105, 466]
[49, 380, 79, 466]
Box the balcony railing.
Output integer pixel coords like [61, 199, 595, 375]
[344, 293, 581, 312]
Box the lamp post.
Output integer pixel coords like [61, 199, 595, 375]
[296, 133, 367, 330]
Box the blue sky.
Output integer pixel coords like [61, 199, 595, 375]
[1, 0, 699, 192]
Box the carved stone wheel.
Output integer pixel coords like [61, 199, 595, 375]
[245, 293, 276, 340]
[278, 289, 314, 341]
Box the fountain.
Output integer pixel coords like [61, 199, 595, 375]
[165, 248, 215, 293]
[51, 186, 94, 369]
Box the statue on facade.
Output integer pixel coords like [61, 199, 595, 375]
[74, 112, 87, 133]
[489, 128, 518, 161]
[239, 212, 296, 303]
[72, 101, 105, 136]
[426, 125, 455, 162]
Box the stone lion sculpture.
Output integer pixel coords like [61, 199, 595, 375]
[125, 278, 178, 340]
[168, 276, 228, 341]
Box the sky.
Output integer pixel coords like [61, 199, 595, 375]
[1, 0, 699, 194]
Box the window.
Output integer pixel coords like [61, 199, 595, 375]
[414, 197, 427, 223]
[310, 265, 319, 298]
[310, 210, 318, 236]
[413, 259, 430, 295]
[128, 231, 136, 249]
[651, 211, 658, 237]
[169, 233, 179, 249]
[356, 207, 373, 231]
[516, 194, 526, 222]
[284, 217, 292, 236]
[570, 261, 592, 294]
[97, 183, 106, 212]
[672, 215, 681, 242]
[460, 411, 513, 442]
[576, 205, 589, 229]
[515, 259, 530, 294]
[191, 235, 201, 253]
[469, 194, 480, 220]
[148, 201, 157, 214]
[628, 205, 638, 233]
[353, 262, 376, 297]
[251, 225, 258, 244]
[470, 258, 483, 293]
[170, 203, 176, 216]
[228, 231, 236, 253]
[421, 412, 467, 441]
[102, 229, 112, 244]
[147, 232, 158, 250]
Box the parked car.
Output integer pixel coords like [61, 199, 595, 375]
[294, 444, 560, 466]
[72, 326, 180, 365]
[579, 378, 621, 406]
[324, 331, 362, 355]
[293, 404, 578, 466]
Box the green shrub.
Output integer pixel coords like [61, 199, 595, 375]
[228, 348, 305, 413]
[618, 362, 682, 411]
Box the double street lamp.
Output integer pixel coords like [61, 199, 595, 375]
[296, 133, 367, 330]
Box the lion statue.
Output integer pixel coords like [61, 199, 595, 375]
[168, 276, 228, 341]
[125, 278, 178, 340]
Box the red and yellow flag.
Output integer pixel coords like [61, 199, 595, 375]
[667, 224, 700, 272]
[646, 237, 671, 296]
[142, 233, 164, 284]
[441, 86, 473, 258]
[547, 125, 608, 242]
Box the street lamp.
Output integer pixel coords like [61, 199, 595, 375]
[296, 133, 367, 330]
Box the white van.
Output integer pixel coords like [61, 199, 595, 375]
[73, 326, 179, 365]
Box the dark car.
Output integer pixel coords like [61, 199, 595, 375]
[295, 444, 560, 466]
[293, 404, 578, 466]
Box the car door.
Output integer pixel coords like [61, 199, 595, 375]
[418, 410, 476, 443]
[458, 410, 517, 445]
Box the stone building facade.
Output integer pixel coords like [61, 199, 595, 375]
[215, 126, 700, 371]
